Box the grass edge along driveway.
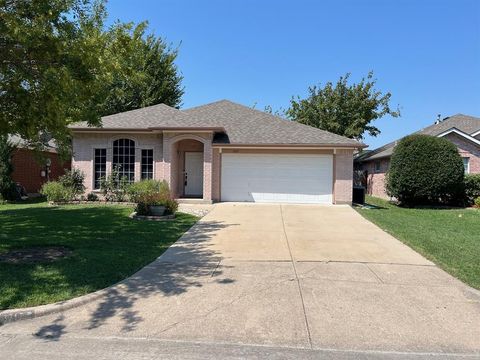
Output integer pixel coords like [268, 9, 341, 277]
[355, 196, 480, 290]
[0, 201, 198, 310]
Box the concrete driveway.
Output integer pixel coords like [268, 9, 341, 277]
[1, 203, 480, 359]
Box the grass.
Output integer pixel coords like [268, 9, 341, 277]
[355, 196, 480, 289]
[0, 201, 198, 309]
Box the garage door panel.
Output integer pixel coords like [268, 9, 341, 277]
[221, 154, 333, 204]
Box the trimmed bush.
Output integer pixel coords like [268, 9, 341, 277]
[386, 135, 465, 206]
[41, 181, 73, 203]
[464, 174, 480, 206]
[59, 168, 85, 198]
[86, 192, 99, 201]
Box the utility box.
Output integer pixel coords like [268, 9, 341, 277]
[352, 186, 365, 205]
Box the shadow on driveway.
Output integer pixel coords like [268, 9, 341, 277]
[35, 219, 238, 340]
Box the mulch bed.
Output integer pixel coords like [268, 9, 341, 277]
[0, 246, 72, 264]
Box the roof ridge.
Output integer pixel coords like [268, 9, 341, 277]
[101, 103, 181, 120]
[183, 99, 233, 112]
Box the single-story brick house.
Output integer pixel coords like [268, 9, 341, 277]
[8, 135, 70, 194]
[355, 114, 480, 199]
[70, 100, 365, 204]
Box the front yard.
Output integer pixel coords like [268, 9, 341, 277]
[0, 201, 198, 309]
[356, 196, 480, 289]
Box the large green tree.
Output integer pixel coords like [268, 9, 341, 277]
[286, 72, 400, 140]
[1, 0, 184, 154]
[0, 0, 108, 152]
[99, 21, 184, 115]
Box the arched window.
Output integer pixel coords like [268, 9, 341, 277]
[113, 139, 135, 183]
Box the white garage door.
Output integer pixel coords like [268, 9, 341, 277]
[221, 153, 333, 204]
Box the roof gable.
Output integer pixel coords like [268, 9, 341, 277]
[184, 100, 364, 147]
[70, 99, 364, 147]
[358, 114, 480, 162]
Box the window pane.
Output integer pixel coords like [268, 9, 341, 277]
[463, 158, 470, 173]
[112, 139, 136, 184]
[141, 149, 153, 180]
[94, 148, 107, 189]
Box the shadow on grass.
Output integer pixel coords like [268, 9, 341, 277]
[354, 202, 388, 210]
[0, 203, 237, 340]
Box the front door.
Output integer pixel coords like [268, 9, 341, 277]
[184, 152, 204, 197]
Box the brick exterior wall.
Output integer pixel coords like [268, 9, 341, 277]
[212, 148, 221, 202]
[361, 134, 480, 199]
[363, 158, 390, 199]
[443, 133, 480, 174]
[334, 149, 354, 204]
[72, 132, 355, 204]
[11, 148, 70, 193]
[72, 133, 163, 194]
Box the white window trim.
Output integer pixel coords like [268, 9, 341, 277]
[436, 128, 480, 146]
[112, 138, 136, 184]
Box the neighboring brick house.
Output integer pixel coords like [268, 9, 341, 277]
[70, 100, 365, 204]
[9, 135, 70, 194]
[355, 114, 480, 199]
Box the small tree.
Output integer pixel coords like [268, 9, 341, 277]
[0, 136, 16, 200]
[386, 135, 465, 206]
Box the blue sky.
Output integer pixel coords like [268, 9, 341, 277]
[105, 0, 480, 149]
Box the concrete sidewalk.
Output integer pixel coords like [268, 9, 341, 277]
[1, 203, 479, 358]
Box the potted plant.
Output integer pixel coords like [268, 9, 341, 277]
[127, 180, 178, 217]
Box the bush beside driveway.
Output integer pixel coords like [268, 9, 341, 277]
[355, 196, 480, 289]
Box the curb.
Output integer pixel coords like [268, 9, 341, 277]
[0, 285, 111, 326]
[0, 212, 205, 326]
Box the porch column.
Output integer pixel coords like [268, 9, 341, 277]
[203, 141, 213, 202]
[162, 134, 171, 188]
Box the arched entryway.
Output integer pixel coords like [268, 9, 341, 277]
[170, 137, 205, 198]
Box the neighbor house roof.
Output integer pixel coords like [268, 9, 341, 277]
[8, 135, 58, 153]
[70, 100, 364, 148]
[357, 114, 480, 162]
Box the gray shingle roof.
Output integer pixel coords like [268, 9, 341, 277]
[70, 104, 220, 130]
[70, 100, 364, 147]
[357, 114, 480, 162]
[184, 100, 363, 147]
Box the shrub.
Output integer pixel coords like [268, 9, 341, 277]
[386, 135, 465, 206]
[87, 192, 99, 201]
[127, 179, 178, 215]
[40, 181, 73, 203]
[474, 197, 480, 208]
[464, 174, 480, 205]
[0, 135, 16, 200]
[59, 168, 85, 198]
[99, 166, 129, 202]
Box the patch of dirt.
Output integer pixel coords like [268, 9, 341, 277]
[0, 246, 72, 264]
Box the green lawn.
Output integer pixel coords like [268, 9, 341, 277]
[0, 201, 198, 309]
[356, 196, 480, 289]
